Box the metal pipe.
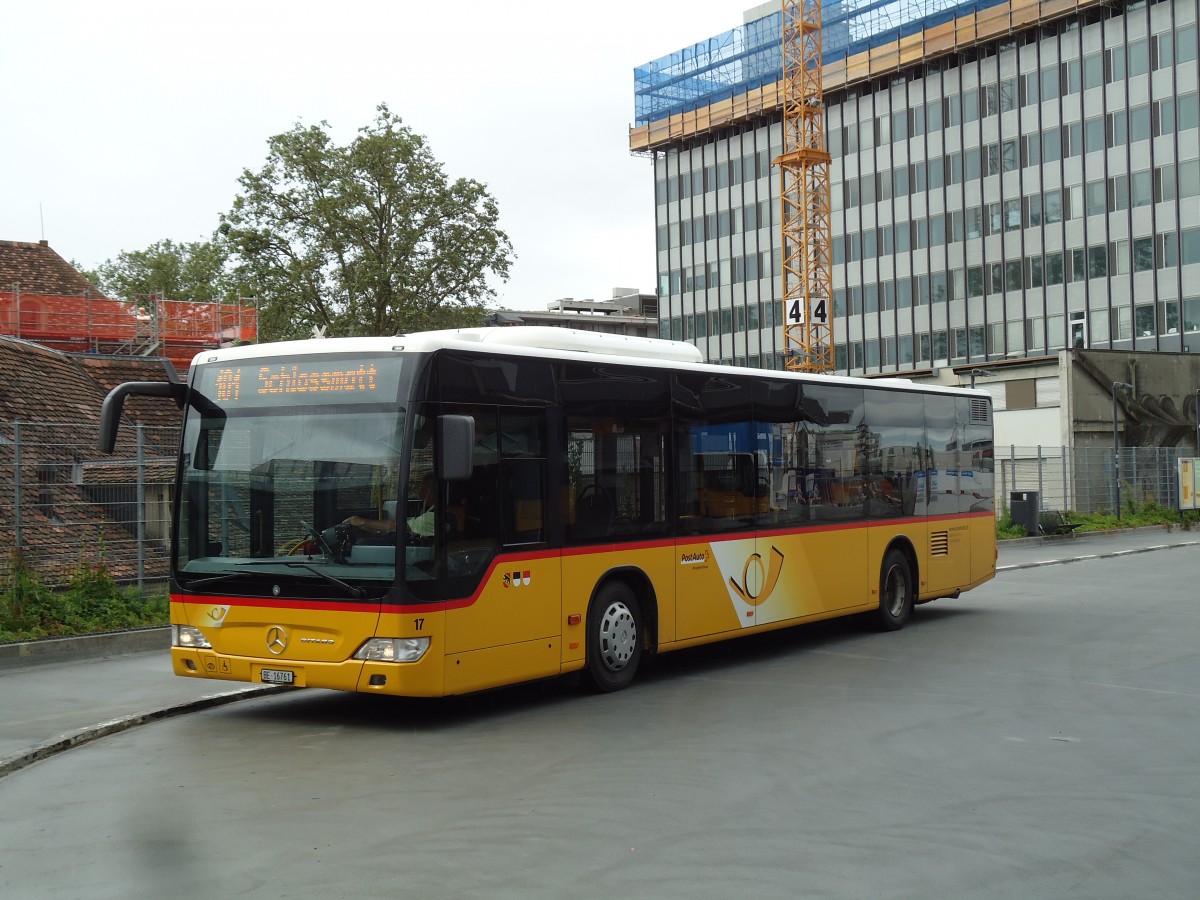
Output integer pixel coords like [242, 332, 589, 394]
[1113, 382, 1133, 521]
[136, 425, 146, 589]
[13, 421, 22, 549]
[970, 367, 995, 389]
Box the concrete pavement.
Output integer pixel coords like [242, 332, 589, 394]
[2, 525, 1196, 779]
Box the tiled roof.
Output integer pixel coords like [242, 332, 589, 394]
[0, 240, 106, 298]
[75, 354, 185, 437]
[0, 335, 178, 430]
[0, 336, 181, 583]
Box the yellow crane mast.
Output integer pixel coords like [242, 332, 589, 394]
[778, 0, 833, 373]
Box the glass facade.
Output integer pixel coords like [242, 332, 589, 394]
[647, 0, 1200, 374]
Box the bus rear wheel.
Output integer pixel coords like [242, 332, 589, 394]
[875, 548, 913, 632]
[585, 582, 642, 692]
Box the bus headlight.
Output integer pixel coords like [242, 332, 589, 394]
[172, 625, 211, 649]
[353, 637, 430, 663]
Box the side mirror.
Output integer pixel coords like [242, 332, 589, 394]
[438, 415, 474, 481]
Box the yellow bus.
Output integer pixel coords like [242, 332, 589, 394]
[100, 327, 996, 695]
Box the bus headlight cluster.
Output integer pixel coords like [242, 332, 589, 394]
[353, 637, 430, 663]
[172, 625, 211, 649]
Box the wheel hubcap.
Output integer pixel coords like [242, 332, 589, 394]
[598, 601, 637, 671]
[884, 565, 907, 616]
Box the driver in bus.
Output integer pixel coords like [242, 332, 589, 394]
[344, 472, 436, 538]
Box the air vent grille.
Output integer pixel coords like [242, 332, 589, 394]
[931, 531, 949, 556]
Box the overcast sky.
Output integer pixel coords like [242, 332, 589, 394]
[0, 0, 749, 311]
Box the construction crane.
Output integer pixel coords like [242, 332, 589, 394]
[777, 0, 833, 374]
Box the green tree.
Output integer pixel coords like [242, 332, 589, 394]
[90, 239, 235, 306]
[220, 104, 513, 341]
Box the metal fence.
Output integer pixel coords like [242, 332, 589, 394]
[0, 421, 179, 589]
[1, 421, 1194, 589]
[997, 444, 1193, 518]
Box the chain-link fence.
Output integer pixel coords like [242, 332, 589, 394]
[0, 420, 179, 589]
[2, 421, 1196, 588]
[997, 444, 1194, 518]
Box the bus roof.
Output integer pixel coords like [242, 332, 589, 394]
[191, 328, 985, 397]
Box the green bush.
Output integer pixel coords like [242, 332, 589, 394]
[0, 551, 168, 643]
[995, 503, 1028, 539]
[997, 498, 1200, 540]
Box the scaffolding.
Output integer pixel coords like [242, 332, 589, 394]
[634, 0, 1018, 126]
[0, 288, 257, 371]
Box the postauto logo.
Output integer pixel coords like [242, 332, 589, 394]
[727, 546, 784, 607]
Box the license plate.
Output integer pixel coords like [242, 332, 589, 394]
[260, 668, 295, 685]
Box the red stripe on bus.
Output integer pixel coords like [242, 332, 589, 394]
[176, 511, 995, 616]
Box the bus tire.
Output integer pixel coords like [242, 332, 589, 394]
[876, 548, 913, 632]
[585, 581, 642, 692]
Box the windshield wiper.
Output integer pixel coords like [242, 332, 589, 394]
[284, 562, 365, 600]
[180, 562, 365, 599]
[181, 572, 243, 590]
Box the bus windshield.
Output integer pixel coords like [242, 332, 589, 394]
[175, 354, 410, 597]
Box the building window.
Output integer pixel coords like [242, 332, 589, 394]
[1107, 111, 1127, 147]
[1026, 317, 1044, 351]
[1026, 256, 1044, 289]
[1160, 300, 1180, 335]
[987, 322, 1004, 354]
[1158, 233, 1178, 268]
[1180, 92, 1200, 131]
[1130, 105, 1151, 142]
[1046, 252, 1065, 285]
[1048, 314, 1065, 349]
[1135, 304, 1156, 337]
[1026, 193, 1043, 226]
[1105, 47, 1125, 83]
[1129, 40, 1151, 77]
[1007, 319, 1025, 353]
[1006, 261, 1023, 291]
[1112, 306, 1132, 340]
[1184, 227, 1200, 266]
[1132, 170, 1153, 207]
[1183, 298, 1200, 333]
[1134, 237, 1155, 272]
[968, 267, 984, 298]
[1110, 240, 1130, 276]
[1178, 24, 1199, 64]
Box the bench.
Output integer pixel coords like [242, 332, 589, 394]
[1039, 510, 1082, 536]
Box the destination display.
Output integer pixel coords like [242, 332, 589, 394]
[194, 355, 405, 408]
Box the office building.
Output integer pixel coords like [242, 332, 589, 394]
[632, 0, 1199, 376]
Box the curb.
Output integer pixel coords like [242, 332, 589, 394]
[0, 684, 287, 781]
[997, 523, 1180, 550]
[997, 536, 1200, 572]
[0, 627, 169, 670]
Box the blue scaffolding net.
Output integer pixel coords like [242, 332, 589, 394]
[634, 0, 1009, 126]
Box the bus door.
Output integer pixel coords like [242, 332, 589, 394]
[923, 394, 972, 591]
[434, 405, 560, 692]
[673, 404, 760, 640]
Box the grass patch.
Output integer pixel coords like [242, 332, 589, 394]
[998, 499, 1199, 539]
[0, 551, 168, 644]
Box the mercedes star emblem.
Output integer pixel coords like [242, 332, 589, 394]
[266, 626, 288, 655]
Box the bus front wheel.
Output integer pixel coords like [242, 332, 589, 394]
[876, 549, 913, 632]
[585, 582, 643, 692]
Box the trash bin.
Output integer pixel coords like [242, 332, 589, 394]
[1010, 491, 1040, 536]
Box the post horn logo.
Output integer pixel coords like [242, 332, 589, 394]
[728, 546, 785, 606]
